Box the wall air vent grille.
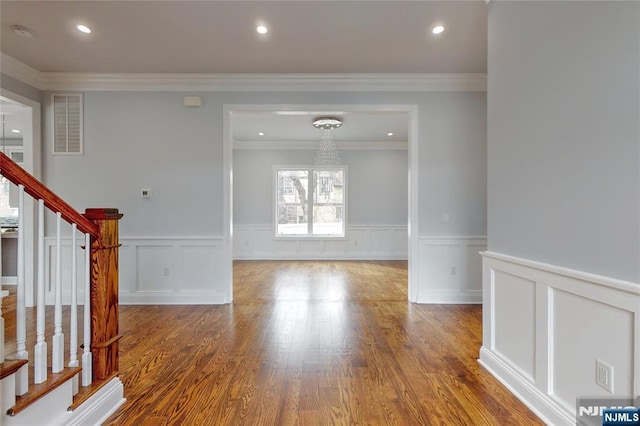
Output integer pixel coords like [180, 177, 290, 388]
[53, 93, 83, 154]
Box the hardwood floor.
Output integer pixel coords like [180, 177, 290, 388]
[103, 260, 542, 425]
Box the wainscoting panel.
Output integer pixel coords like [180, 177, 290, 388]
[45, 236, 229, 305]
[136, 245, 173, 293]
[180, 244, 222, 292]
[233, 225, 408, 260]
[479, 251, 640, 426]
[119, 237, 228, 304]
[493, 271, 536, 382]
[415, 237, 487, 303]
[552, 289, 634, 410]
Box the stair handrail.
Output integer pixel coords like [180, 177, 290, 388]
[1, 150, 123, 415]
[0, 151, 99, 238]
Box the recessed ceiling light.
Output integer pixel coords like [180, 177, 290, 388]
[256, 25, 268, 35]
[432, 25, 445, 35]
[258, 132, 265, 136]
[387, 132, 394, 136]
[76, 24, 92, 34]
[11, 129, 21, 134]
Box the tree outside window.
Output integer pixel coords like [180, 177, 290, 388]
[276, 167, 345, 237]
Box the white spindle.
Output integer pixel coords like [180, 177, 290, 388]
[69, 224, 80, 394]
[82, 232, 92, 386]
[15, 185, 29, 395]
[0, 289, 8, 363]
[52, 212, 64, 373]
[34, 199, 47, 383]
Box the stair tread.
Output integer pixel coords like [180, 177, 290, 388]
[0, 359, 29, 380]
[7, 366, 81, 416]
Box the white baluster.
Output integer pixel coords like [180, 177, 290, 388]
[0, 289, 8, 363]
[82, 232, 92, 386]
[52, 212, 64, 373]
[69, 224, 79, 394]
[15, 185, 28, 395]
[34, 199, 47, 383]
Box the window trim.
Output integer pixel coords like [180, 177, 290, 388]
[273, 165, 347, 239]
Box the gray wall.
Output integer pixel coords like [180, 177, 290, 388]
[487, 1, 640, 282]
[233, 149, 408, 226]
[41, 90, 486, 238]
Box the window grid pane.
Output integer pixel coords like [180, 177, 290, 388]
[276, 170, 309, 236]
[275, 168, 345, 237]
[312, 170, 344, 236]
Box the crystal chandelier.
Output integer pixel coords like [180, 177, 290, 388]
[313, 116, 342, 166]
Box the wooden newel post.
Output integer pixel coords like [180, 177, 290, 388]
[84, 208, 123, 381]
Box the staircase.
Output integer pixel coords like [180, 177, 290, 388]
[1, 151, 125, 425]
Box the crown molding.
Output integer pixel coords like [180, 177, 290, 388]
[41, 73, 487, 92]
[1, 53, 486, 92]
[234, 140, 408, 150]
[0, 53, 45, 89]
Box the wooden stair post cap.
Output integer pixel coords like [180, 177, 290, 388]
[84, 208, 123, 220]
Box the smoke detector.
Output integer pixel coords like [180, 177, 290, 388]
[12, 25, 34, 39]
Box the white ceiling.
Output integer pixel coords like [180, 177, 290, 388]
[232, 110, 409, 145]
[0, 1, 487, 74]
[0, 1, 487, 145]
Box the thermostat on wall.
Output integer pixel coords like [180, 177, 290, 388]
[141, 189, 152, 198]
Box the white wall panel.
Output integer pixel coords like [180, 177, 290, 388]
[493, 271, 535, 381]
[553, 290, 634, 408]
[137, 245, 173, 293]
[420, 244, 459, 291]
[233, 225, 407, 260]
[45, 237, 228, 305]
[480, 251, 640, 426]
[180, 245, 220, 292]
[415, 237, 486, 303]
[463, 243, 484, 292]
[119, 238, 228, 304]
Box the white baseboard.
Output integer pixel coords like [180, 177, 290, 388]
[65, 376, 126, 426]
[479, 346, 574, 425]
[417, 290, 482, 304]
[481, 251, 640, 425]
[1, 277, 16, 285]
[120, 291, 228, 305]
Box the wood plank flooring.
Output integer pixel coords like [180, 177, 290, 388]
[104, 260, 542, 425]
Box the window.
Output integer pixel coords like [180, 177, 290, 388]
[275, 167, 345, 237]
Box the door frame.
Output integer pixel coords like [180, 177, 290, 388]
[222, 104, 419, 302]
[1, 88, 42, 307]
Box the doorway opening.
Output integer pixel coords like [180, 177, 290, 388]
[223, 105, 419, 303]
[0, 90, 42, 306]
